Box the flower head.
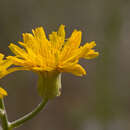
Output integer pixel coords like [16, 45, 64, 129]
[7, 25, 98, 76]
[7, 25, 99, 99]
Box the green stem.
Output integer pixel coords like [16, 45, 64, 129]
[10, 98, 48, 129]
[0, 99, 9, 130]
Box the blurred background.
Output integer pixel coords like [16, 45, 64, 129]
[0, 0, 130, 130]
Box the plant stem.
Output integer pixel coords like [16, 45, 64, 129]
[10, 98, 48, 129]
[0, 99, 9, 130]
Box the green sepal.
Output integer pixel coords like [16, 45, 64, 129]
[37, 72, 61, 99]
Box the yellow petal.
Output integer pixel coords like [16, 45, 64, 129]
[32, 27, 47, 40]
[85, 41, 96, 49]
[60, 30, 82, 61]
[79, 41, 98, 59]
[49, 32, 58, 42]
[22, 33, 40, 53]
[57, 24, 65, 40]
[7, 67, 29, 73]
[0, 59, 12, 68]
[0, 87, 7, 98]
[0, 87, 7, 96]
[0, 53, 4, 61]
[49, 33, 61, 55]
[0, 58, 13, 78]
[0, 66, 30, 79]
[81, 41, 96, 53]
[49, 25, 65, 42]
[49, 25, 65, 50]
[65, 30, 82, 48]
[0, 70, 8, 79]
[84, 50, 99, 59]
[9, 43, 28, 58]
[7, 56, 26, 66]
[59, 63, 86, 76]
[23, 33, 34, 44]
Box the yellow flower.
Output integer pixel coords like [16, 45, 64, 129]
[0, 87, 7, 99]
[7, 25, 98, 76]
[7, 25, 99, 99]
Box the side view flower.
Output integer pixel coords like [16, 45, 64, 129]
[8, 25, 98, 76]
[0, 25, 99, 130]
[7, 25, 99, 99]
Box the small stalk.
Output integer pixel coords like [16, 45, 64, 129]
[0, 99, 9, 130]
[10, 98, 48, 129]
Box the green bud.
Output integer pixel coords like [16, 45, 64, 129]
[37, 71, 61, 99]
